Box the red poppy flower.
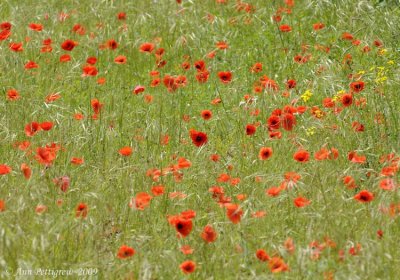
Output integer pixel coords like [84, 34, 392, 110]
[294, 197, 310, 208]
[313, 23, 325, 30]
[180, 260, 196, 274]
[374, 40, 383, 48]
[82, 65, 98, 76]
[25, 61, 38, 69]
[174, 217, 193, 237]
[61, 39, 78, 51]
[25, 122, 41, 137]
[163, 75, 178, 92]
[0, 164, 12, 175]
[259, 147, 273, 160]
[181, 61, 190, 70]
[246, 124, 256, 135]
[131, 192, 152, 210]
[194, 60, 206, 72]
[72, 24, 85, 35]
[352, 122, 364, 132]
[59, 54, 71, 63]
[0, 22, 11, 30]
[189, 129, 208, 147]
[341, 94, 353, 107]
[286, 79, 296, 89]
[342, 32, 354, 40]
[35, 205, 47, 215]
[266, 186, 282, 197]
[201, 225, 217, 243]
[281, 113, 296, 131]
[86, 56, 97, 65]
[268, 115, 280, 130]
[40, 121, 53, 131]
[151, 185, 165, 196]
[323, 97, 335, 108]
[200, 110, 212, 120]
[29, 23, 43, 31]
[133, 85, 145, 95]
[53, 176, 70, 192]
[114, 55, 127, 64]
[350, 81, 365, 93]
[117, 245, 135, 259]
[71, 157, 84, 165]
[269, 257, 289, 273]
[354, 190, 374, 203]
[348, 151, 366, 164]
[216, 41, 228, 49]
[251, 62, 262, 73]
[294, 55, 308, 64]
[106, 39, 118, 49]
[180, 245, 193, 255]
[0, 200, 5, 212]
[226, 203, 243, 224]
[119, 146, 132, 156]
[7, 89, 20, 100]
[379, 178, 396, 191]
[139, 42, 155, 53]
[117, 12, 127, 20]
[91, 99, 103, 114]
[217, 71, 232, 84]
[284, 237, 295, 254]
[256, 249, 270, 262]
[9, 42, 23, 52]
[314, 148, 330, 160]
[35, 146, 57, 165]
[75, 203, 88, 218]
[20, 163, 31, 179]
[293, 150, 310, 163]
[343, 175, 357, 189]
[196, 70, 210, 83]
[279, 24, 292, 32]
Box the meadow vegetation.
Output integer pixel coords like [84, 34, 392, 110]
[0, 0, 399, 279]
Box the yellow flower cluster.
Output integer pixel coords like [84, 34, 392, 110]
[306, 127, 316, 136]
[375, 66, 388, 85]
[332, 90, 346, 102]
[301, 90, 313, 102]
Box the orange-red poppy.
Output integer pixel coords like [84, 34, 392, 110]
[294, 197, 310, 208]
[259, 147, 273, 160]
[189, 129, 208, 147]
[0, 164, 12, 175]
[61, 39, 78, 51]
[114, 55, 127, 64]
[117, 245, 135, 259]
[293, 150, 310, 163]
[268, 257, 289, 273]
[354, 190, 374, 203]
[217, 71, 232, 84]
[119, 146, 133, 156]
[180, 260, 196, 274]
[256, 249, 270, 262]
[201, 225, 217, 243]
[20, 163, 31, 179]
[139, 42, 155, 53]
[226, 203, 243, 224]
[75, 203, 88, 218]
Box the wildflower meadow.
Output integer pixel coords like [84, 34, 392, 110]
[0, 0, 399, 279]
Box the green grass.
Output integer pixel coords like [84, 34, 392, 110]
[0, 0, 399, 279]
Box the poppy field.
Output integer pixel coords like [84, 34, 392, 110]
[1, 0, 400, 279]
